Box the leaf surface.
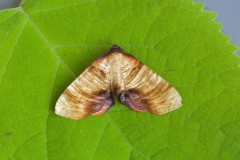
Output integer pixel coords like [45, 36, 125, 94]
[0, 0, 240, 159]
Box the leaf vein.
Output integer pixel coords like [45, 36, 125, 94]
[107, 114, 150, 160]
[0, 19, 27, 87]
[90, 120, 110, 160]
[45, 62, 60, 160]
[11, 131, 45, 159]
[19, 7, 76, 77]
[25, 0, 97, 14]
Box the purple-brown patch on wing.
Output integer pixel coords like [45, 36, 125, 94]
[87, 90, 115, 115]
[119, 89, 148, 112]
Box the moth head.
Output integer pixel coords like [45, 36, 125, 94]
[108, 44, 123, 53]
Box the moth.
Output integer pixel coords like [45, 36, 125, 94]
[55, 45, 182, 120]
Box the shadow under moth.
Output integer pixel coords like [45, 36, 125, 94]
[55, 45, 182, 120]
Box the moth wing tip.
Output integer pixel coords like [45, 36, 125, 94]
[54, 99, 62, 114]
[54, 101, 68, 118]
[171, 94, 183, 110]
[54, 100, 86, 120]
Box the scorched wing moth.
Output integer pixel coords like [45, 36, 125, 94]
[55, 45, 182, 120]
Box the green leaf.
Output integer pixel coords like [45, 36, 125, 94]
[0, 0, 240, 159]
